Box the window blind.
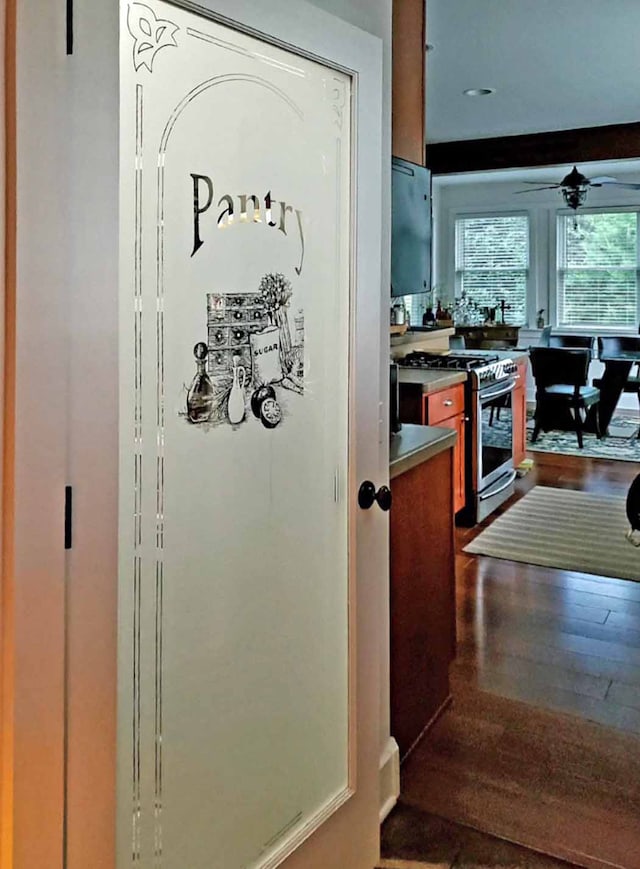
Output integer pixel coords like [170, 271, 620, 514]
[455, 215, 529, 326]
[557, 211, 639, 328]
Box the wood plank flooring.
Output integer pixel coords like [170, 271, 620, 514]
[387, 451, 640, 869]
[380, 802, 582, 869]
[456, 451, 640, 733]
[398, 688, 640, 869]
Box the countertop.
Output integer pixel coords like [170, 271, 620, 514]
[397, 349, 529, 393]
[389, 423, 457, 479]
[398, 368, 467, 393]
[492, 348, 530, 363]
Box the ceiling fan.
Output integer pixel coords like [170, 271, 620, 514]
[515, 165, 640, 210]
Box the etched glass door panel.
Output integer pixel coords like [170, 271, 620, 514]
[119, 2, 354, 867]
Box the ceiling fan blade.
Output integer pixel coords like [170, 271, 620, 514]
[514, 185, 562, 194]
[597, 180, 640, 190]
[518, 180, 561, 186]
[588, 175, 618, 184]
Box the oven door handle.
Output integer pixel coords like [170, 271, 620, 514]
[480, 379, 517, 402]
[479, 470, 517, 501]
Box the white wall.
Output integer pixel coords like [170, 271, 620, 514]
[433, 167, 640, 408]
[433, 167, 640, 321]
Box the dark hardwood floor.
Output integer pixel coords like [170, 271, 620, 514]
[455, 450, 640, 731]
[380, 801, 583, 869]
[384, 450, 640, 869]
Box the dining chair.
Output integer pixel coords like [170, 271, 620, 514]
[594, 335, 640, 437]
[529, 347, 601, 448]
[547, 333, 595, 357]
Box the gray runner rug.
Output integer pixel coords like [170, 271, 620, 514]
[464, 486, 640, 581]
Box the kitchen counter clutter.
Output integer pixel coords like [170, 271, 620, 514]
[390, 326, 455, 359]
[390, 423, 457, 479]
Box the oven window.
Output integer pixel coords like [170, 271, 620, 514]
[480, 391, 513, 480]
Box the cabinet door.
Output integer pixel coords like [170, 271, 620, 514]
[390, 448, 455, 758]
[513, 359, 528, 467]
[436, 413, 466, 513]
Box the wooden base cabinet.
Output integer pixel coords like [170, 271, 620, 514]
[433, 410, 465, 515]
[513, 357, 528, 467]
[423, 383, 466, 515]
[390, 447, 456, 759]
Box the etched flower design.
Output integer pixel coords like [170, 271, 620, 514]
[127, 2, 179, 73]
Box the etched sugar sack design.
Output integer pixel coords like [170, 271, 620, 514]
[183, 274, 305, 430]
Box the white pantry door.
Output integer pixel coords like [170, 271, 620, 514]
[117, 2, 384, 869]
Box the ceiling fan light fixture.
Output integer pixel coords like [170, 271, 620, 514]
[562, 184, 589, 211]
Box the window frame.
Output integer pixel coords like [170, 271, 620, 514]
[453, 209, 534, 328]
[554, 205, 640, 332]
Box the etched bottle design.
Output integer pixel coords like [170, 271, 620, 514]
[228, 355, 247, 424]
[186, 342, 214, 423]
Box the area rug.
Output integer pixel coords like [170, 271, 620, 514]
[464, 486, 640, 581]
[526, 414, 640, 462]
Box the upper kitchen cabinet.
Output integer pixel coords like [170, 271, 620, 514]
[392, 0, 426, 164]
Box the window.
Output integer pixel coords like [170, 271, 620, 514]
[455, 214, 529, 326]
[557, 210, 639, 328]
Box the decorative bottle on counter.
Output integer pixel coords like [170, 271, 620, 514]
[227, 355, 247, 424]
[186, 342, 214, 423]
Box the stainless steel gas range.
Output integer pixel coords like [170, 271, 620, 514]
[401, 351, 519, 524]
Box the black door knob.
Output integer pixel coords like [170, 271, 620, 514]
[358, 481, 392, 512]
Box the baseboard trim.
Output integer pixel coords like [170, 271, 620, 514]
[379, 737, 400, 823]
[400, 695, 452, 765]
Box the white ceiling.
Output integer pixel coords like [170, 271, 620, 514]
[426, 0, 640, 143]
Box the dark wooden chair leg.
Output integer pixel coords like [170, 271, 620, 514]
[489, 406, 495, 426]
[636, 390, 640, 439]
[594, 404, 602, 440]
[531, 413, 541, 443]
[573, 404, 584, 449]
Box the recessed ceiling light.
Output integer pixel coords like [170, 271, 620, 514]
[463, 87, 496, 97]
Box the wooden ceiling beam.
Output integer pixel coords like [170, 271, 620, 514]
[426, 121, 640, 175]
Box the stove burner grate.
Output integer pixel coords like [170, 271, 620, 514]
[401, 351, 499, 371]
